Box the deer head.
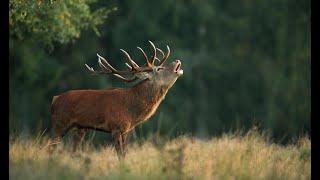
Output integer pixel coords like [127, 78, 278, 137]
[85, 41, 183, 89]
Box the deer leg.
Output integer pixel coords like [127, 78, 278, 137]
[72, 128, 87, 152]
[112, 132, 120, 155]
[118, 134, 124, 158]
[112, 131, 125, 159]
[42, 124, 66, 151]
[122, 133, 128, 155]
[50, 120, 72, 145]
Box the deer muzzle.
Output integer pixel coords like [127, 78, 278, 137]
[173, 60, 183, 75]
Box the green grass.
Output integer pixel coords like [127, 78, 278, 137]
[9, 129, 310, 180]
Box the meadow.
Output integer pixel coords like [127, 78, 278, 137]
[9, 129, 310, 180]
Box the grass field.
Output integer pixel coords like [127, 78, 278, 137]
[9, 129, 310, 180]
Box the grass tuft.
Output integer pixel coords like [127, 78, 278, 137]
[10, 130, 310, 180]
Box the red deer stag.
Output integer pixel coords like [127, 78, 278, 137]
[50, 41, 183, 157]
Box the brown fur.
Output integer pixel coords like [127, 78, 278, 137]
[51, 79, 173, 156]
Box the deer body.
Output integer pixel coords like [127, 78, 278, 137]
[52, 79, 173, 136]
[50, 41, 183, 157]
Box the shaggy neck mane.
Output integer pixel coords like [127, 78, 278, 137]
[129, 79, 170, 124]
[132, 79, 168, 100]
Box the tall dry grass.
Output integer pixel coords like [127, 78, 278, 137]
[9, 129, 310, 180]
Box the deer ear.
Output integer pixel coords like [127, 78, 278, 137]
[135, 72, 152, 80]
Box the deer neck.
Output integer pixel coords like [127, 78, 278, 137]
[129, 79, 171, 124]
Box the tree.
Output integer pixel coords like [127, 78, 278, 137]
[9, 0, 114, 48]
[9, 0, 115, 134]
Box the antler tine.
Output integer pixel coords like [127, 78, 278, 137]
[113, 74, 138, 83]
[85, 62, 137, 83]
[97, 53, 138, 75]
[120, 49, 140, 70]
[159, 45, 171, 66]
[155, 57, 161, 63]
[156, 48, 165, 58]
[137, 47, 152, 67]
[155, 48, 164, 64]
[96, 54, 112, 71]
[85, 63, 109, 75]
[125, 63, 133, 70]
[85, 64, 96, 73]
[84, 54, 118, 75]
[148, 40, 157, 65]
[98, 59, 113, 73]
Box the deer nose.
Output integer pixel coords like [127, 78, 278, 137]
[174, 59, 181, 64]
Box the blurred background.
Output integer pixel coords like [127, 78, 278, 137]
[9, 0, 310, 144]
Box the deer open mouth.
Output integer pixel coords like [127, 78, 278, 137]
[174, 60, 183, 75]
[175, 63, 181, 72]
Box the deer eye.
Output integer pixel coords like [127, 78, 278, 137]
[156, 67, 164, 72]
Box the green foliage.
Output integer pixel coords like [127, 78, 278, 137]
[9, 0, 114, 48]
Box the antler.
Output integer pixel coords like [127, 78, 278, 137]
[159, 45, 170, 66]
[85, 41, 171, 82]
[85, 54, 139, 82]
[136, 40, 171, 66]
[148, 41, 157, 65]
[136, 40, 157, 67]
